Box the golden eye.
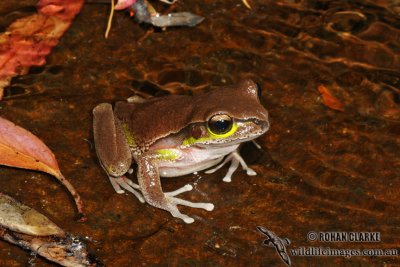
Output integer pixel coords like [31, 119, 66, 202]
[208, 114, 233, 135]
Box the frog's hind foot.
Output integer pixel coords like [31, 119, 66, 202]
[165, 184, 193, 197]
[109, 176, 145, 203]
[165, 196, 214, 224]
[137, 155, 214, 224]
[164, 185, 214, 224]
[205, 151, 256, 182]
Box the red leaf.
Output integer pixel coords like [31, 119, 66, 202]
[0, 116, 85, 220]
[0, 0, 84, 99]
[318, 85, 345, 112]
[115, 0, 137, 10]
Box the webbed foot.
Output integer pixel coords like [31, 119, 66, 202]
[205, 151, 256, 182]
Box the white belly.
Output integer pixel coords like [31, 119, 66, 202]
[158, 144, 239, 177]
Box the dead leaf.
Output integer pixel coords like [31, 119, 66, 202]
[0, 0, 84, 99]
[318, 85, 345, 111]
[0, 193, 64, 236]
[0, 193, 99, 266]
[0, 116, 85, 220]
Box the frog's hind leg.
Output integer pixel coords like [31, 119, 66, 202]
[205, 151, 257, 182]
[137, 154, 214, 224]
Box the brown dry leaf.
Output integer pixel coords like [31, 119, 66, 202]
[0, 0, 84, 99]
[0, 116, 85, 220]
[318, 85, 345, 111]
[0, 193, 64, 236]
[0, 194, 98, 266]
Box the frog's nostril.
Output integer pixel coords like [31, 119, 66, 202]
[254, 119, 270, 132]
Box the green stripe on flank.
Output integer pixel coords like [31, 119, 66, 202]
[156, 149, 180, 161]
[182, 136, 211, 146]
[121, 123, 136, 146]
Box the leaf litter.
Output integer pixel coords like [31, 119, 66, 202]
[0, 116, 86, 221]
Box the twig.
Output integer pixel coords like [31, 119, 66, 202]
[105, 0, 115, 38]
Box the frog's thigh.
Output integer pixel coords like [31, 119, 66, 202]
[93, 103, 132, 177]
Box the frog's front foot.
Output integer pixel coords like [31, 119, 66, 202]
[163, 195, 214, 224]
[108, 176, 145, 203]
[205, 151, 257, 182]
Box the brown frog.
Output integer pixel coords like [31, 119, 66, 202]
[93, 80, 269, 223]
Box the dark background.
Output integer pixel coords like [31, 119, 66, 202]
[0, 0, 399, 266]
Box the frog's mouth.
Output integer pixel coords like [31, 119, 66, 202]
[196, 120, 269, 147]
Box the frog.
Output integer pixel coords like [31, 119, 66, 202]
[93, 79, 269, 223]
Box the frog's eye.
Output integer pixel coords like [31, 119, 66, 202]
[208, 114, 233, 135]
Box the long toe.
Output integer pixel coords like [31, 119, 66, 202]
[165, 184, 193, 197]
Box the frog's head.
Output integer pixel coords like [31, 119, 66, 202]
[182, 80, 269, 147]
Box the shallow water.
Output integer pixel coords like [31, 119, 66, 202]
[0, 0, 399, 266]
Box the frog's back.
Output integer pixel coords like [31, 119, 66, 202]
[114, 94, 195, 147]
[114, 80, 268, 148]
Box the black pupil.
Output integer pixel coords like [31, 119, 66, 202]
[209, 115, 232, 134]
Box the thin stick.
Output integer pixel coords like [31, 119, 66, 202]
[242, 0, 252, 9]
[105, 0, 115, 38]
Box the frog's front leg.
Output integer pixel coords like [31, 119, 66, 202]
[205, 150, 257, 182]
[137, 153, 214, 224]
[93, 103, 144, 203]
